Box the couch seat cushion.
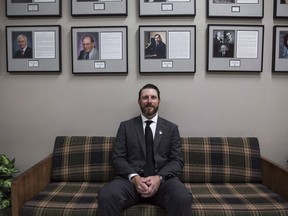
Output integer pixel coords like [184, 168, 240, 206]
[188, 183, 288, 216]
[20, 182, 166, 216]
[20, 182, 101, 216]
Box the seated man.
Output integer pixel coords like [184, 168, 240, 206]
[98, 84, 192, 216]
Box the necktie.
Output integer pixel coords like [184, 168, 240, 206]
[144, 120, 155, 177]
[85, 52, 89, 60]
[21, 50, 24, 57]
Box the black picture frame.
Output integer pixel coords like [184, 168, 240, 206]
[207, 0, 263, 18]
[139, 25, 196, 73]
[6, 25, 61, 73]
[6, 0, 61, 17]
[71, 0, 127, 16]
[272, 26, 288, 72]
[139, 0, 196, 17]
[274, 0, 288, 18]
[207, 24, 264, 72]
[71, 26, 128, 74]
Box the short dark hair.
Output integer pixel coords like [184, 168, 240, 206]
[138, 84, 160, 100]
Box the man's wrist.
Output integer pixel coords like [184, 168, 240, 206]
[128, 173, 139, 181]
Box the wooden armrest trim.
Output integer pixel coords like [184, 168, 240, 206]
[12, 154, 53, 216]
[261, 156, 288, 201]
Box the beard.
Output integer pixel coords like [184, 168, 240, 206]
[140, 103, 159, 119]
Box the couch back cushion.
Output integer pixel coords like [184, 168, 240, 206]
[180, 137, 262, 183]
[51, 136, 115, 182]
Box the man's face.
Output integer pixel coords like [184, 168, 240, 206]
[138, 88, 160, 119]
[82, 37, 94, 53]
[154, 35, 161, 44]
[18, 37, 27, 49]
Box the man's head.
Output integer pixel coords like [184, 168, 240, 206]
[17, 35, 28, 49]
[154, 34, 162, 44]
[138, 84, 161, 119]
[82, 35, 95, 53]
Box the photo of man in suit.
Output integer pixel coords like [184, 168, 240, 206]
[13, 34, 33, 59]
[145, 33, 166, 59]
[78, 34, 99, 60]
[98, 84, 192, 216]
[12, 0, 32, 3]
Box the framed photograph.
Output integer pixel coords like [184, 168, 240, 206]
[139, 0, 196, 17]
[139, 25, 196, 73]
[207, 0, 263, 18]
[274, 0, 288, 18]
[207, 24, 264, 72]
[71, 0, 127, 16]
[71, 26, 128, 74]
[272, 26, 288, 72]
[6, 25, 61, 72]
[6, 0, 61, 17]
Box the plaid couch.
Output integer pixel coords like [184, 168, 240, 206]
[19, 136, 288, 216]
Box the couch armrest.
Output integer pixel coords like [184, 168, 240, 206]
[261, 156, 288, 201]
[12, 154, 53, 216]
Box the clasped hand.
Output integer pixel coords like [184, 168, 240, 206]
[132, 175, 161, 198]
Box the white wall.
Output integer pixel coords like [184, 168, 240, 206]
[1, 1, 288, 174]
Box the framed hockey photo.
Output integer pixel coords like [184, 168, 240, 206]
[207, 24, 264, 72]
[71, 0, 127, 16]
[139, 25, 196, 73]
[207, 0, 263, 18]
[139, 0, 196, 17]
[6, 0, 61, 17]
[6, 25, 61, 72]
[272, 26, 288, 72]
[274, 0, 288, 18]
[71, 26, 128, 74]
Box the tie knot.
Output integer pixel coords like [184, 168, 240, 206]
[145, 120, 153, 126]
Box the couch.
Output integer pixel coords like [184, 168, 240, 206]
[12, 136, 288, 216]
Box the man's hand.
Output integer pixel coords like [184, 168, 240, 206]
[132, 175, 161, 198]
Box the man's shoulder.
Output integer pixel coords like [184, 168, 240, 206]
[158, 116, 177, 127]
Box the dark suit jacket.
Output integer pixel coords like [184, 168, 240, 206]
[14, 46, 32, 58]
[112, 115, 184, 179]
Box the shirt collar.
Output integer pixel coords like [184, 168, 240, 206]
[141, 113, 158, 124]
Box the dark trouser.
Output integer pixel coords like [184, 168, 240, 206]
[97, 176, 192, 216]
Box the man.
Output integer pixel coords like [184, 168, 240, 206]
[78, 35, 99, 60]
[145, 33, 166, 59]
[98, 84, 192, 216]
[14, 34, 32, 58]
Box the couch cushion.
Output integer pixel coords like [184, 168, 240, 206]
[180, 137, 262, 183]
[51, 136, 115, 182]
[188, 183, 288, 216]
[20, 182, 166, 216]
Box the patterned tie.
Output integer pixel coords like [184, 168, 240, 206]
[21, 50, 24, 57]
[144, 120, 155, 177]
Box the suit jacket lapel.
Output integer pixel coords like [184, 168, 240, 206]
[134, 116, 146, 156]
[154, 117, 164, 151]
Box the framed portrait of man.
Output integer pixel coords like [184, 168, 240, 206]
[272, 26, 288, 72]
[207, 24, 264, 72]
[71, 26, 128, 74]
[207, 0, 263, 18]
[274, 0, 288, 18]
[6, 0, 61, 17]
[139, 0, 195, 16]
[139, 25, 196, 73]
[71, 0, 127, 16]
[6, 25, 61, 72]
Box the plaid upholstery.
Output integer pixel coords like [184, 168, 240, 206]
[188, 183, 288, 216]
[180, 137, 262, 183]
[19, 136, 288, 216]
[51, 136, 115, 182]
